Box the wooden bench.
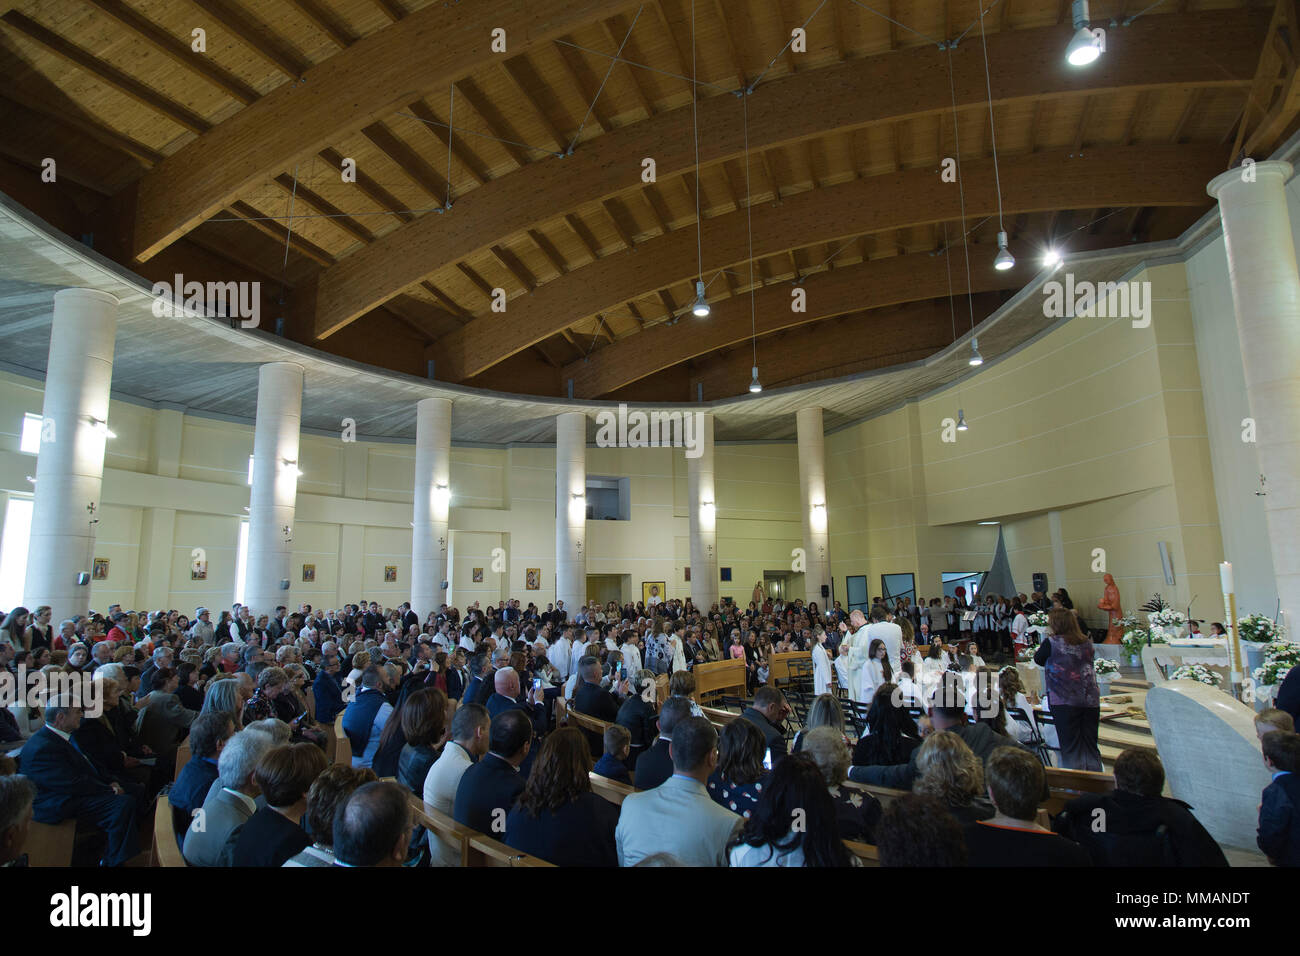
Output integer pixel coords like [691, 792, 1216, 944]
[693, 658, 747, 705]
[844, 839, 880, 866]
[25, 819, 77, 867]
[566, 708, 613, 737]
[700, 705, 739, 731]
[174, 740, 191, 781]
[151, 796, 187, 867]
[408, 795, 554, 867]
[768, 651, 813, 686]
[589, 771, 637, 806]
[333, 714, 351, 767]
[1042, 766, 1116, 816]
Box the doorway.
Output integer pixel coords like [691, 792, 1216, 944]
[586, 573, 630, 608]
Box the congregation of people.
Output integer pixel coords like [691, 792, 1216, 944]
[1, 588, 1298, 868]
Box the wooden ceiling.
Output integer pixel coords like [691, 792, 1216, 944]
[1, 0, 1296, 402]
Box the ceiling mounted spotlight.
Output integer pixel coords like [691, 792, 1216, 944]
[1042, 248, 1062, 268]
[968, 337, 984, 367]
[749, 366, 762, 393]
[692, 279, 710, 318]
[1066, 0, 1101, 66]
[956, 409, 969, 431]
[993, 231, 1015, 271]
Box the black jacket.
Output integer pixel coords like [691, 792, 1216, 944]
[1054, 789, 1228, 867]
[445, 667, 468, 701]
[615, 696, 658, 756]
[1258, 773, 1300, 866]
[739, 707, 788, 765]
[850, 722, 1027, 790]
[505, 792, 619, 866]
[633, 737, 674, 791]
[573, 680, 620, 756]
[453, 753, 525, 835]
[230, 806, 311, 867]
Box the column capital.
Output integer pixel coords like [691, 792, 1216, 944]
[54, 288, 119, 308]
[1208, 160, 1293, 200]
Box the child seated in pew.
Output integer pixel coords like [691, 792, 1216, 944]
[593, 724, 632, 785]
[1255, 708, 1295, 741]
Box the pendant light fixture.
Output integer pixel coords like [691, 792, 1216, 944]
[689, 0, 709, 319]
[994, 231, 1015, 271]
[968, 337, 984, 366]
[1066, 0, 1102, 66]
[956, 409, 969, 431]
[692, 280, 710, 317]
[977, 7, 1012, 272]
[741, 83, 761, 396]
[749, 366, 762, 393]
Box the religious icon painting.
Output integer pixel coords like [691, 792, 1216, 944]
[92, 558, 109, 580]
[384, 566, 398, 583]
[472, 567, 484, 583]
[302, 564, 316, 583]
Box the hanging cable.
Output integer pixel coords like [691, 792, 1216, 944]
[743, 92, 760, 392]
[692, 0, 703, 287]
[444, 84, 455, 210]
[945, 49, 978, 336]
[567, 5, 645, 154]
[976, 3, 1006, 236]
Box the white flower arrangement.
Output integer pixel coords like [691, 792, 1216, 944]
[1094, 658, 1120, 677]
[1237, 613, 1286, 644]
[1149, 609, 1188, 630]
[1252, 641, 1300, 686]
[1027, 611, 1050, 627]
[1121, 625, 1164, 658]
[1170, 663, 1223, 687]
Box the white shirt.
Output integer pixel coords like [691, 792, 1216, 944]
[550, 637, 572, 679]
[423, 741, 475, 867]
[1011, 614, 1029, 641]
[458, 634, 476, 654]
[621, 642, 642, 675]
[865, 620, 903, 676]
[811, 643, 831, 696]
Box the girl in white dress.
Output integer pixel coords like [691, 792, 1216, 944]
[833, 644, 852, 697]
[811, 630, 831, 696]
[863, 639, 892, 700]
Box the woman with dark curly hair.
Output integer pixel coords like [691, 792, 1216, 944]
[707, 718, 770, 819]
[727, 753, 855, 867]
[850, 683, 922, 772]
[504, 726, 619, 866]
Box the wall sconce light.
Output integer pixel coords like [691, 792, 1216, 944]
[700, 500, 715, 520]
[811, 501, 827, 531]
[433, 484, 451, 509]
[281, 457, 303, 477]
[86, 415, 116, 439]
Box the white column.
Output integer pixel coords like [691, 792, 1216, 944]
[412, 397, 452, 619]
[797, 406, 832, 607]
[26, 289, 119, 621]
[688, 412, 719, 611]
[1207, 161, 1300, 627]
[244, 362, 303, 617]
[555, 412, 587, 614]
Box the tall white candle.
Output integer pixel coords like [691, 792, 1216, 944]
[1219, 561, 1234, 594]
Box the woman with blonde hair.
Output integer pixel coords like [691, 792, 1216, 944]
[912, 731, 995, 824]
[793, 693, 849, 752]
[998, 665, 1039, 744]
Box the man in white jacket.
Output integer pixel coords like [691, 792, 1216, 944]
[865, 605, 904, 678]
[550, 628, 573, 681]
[842, 610, 871, 702]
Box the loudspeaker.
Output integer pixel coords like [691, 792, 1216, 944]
[76, 572, 90, 586]
[280, 579, 290, 590]
[1032, 572, 1048, 594]
[1157, 542, 1175, 586]
[820, 584, 830, 598]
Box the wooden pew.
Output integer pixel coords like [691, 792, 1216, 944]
[589, 771, 637, 806]
[693, 658, 747, 705]
[845, 779, 909, 808]
[173, 740, 191, 782]
[767, 651, 812, 686]
[700, 705, 739, 731]
[151, 796, 188, 867]
[24, 819, 77, 867]
[333, 714, 351, 767]
[407, 794, 554, 867]
[1042, 766, 1116, 816]
[844, 839, 880, 866]
[566, 708, 612, 738]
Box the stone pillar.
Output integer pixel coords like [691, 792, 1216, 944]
[1207, 162, 1300, 627]
[555, 412, 586, 614]
[797, 406, 832, 608]
[688, 412, 719, 612]
[25, 288, 119, 621]
[412, 397, 452, 620]
[244, 362, 303, 616]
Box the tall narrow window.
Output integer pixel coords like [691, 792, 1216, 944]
[233, 519, 249, 606]
[20, 413, 42, 454]
[0, 497, 34, 610]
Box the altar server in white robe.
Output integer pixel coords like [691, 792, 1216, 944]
[811, 630, 832, 697]
[842, 611, 871, 702]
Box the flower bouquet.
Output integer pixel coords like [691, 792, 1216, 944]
[1237, 614, 1286, 644]
[1094, 658, 1120, 677]
[1027, 611, 1050, 628]
[1169, 663, 1223, 687]
[1252, 641, 1300, 688]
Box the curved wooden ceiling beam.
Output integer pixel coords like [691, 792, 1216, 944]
[569, 232, 1135, 396]
[128, 0, 640, 261]
[430, 144, 1224, 381]
[311, 9, 1264, 339]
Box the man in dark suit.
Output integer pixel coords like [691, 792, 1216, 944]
[740, 687, 791, 767]
[463, 653, 495, 708]
[572, 656, 624, 756]
[630, 696, 694, 791]
[1258, 730, 1300, 866]
[312, 654, 346, 724]
[18, 698, 140, 866]
[1054, 749, 1226, 866]
[267, 606, 288, 643]
[453, 709, 531, 835]
[400, 603, 419, 632]
[485, 667, 547, 738]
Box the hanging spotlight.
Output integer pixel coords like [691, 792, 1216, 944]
[692, 279, 710, 317]
[968, 337, 984, 367]
[1066, 0, 1101, 67]
[1042, 248, 1062, 268]
[749, 366, 762, 393]
[993, 231, 1015, 271]
[956, 409, 969, 431]
[87, 415, 115, 439]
